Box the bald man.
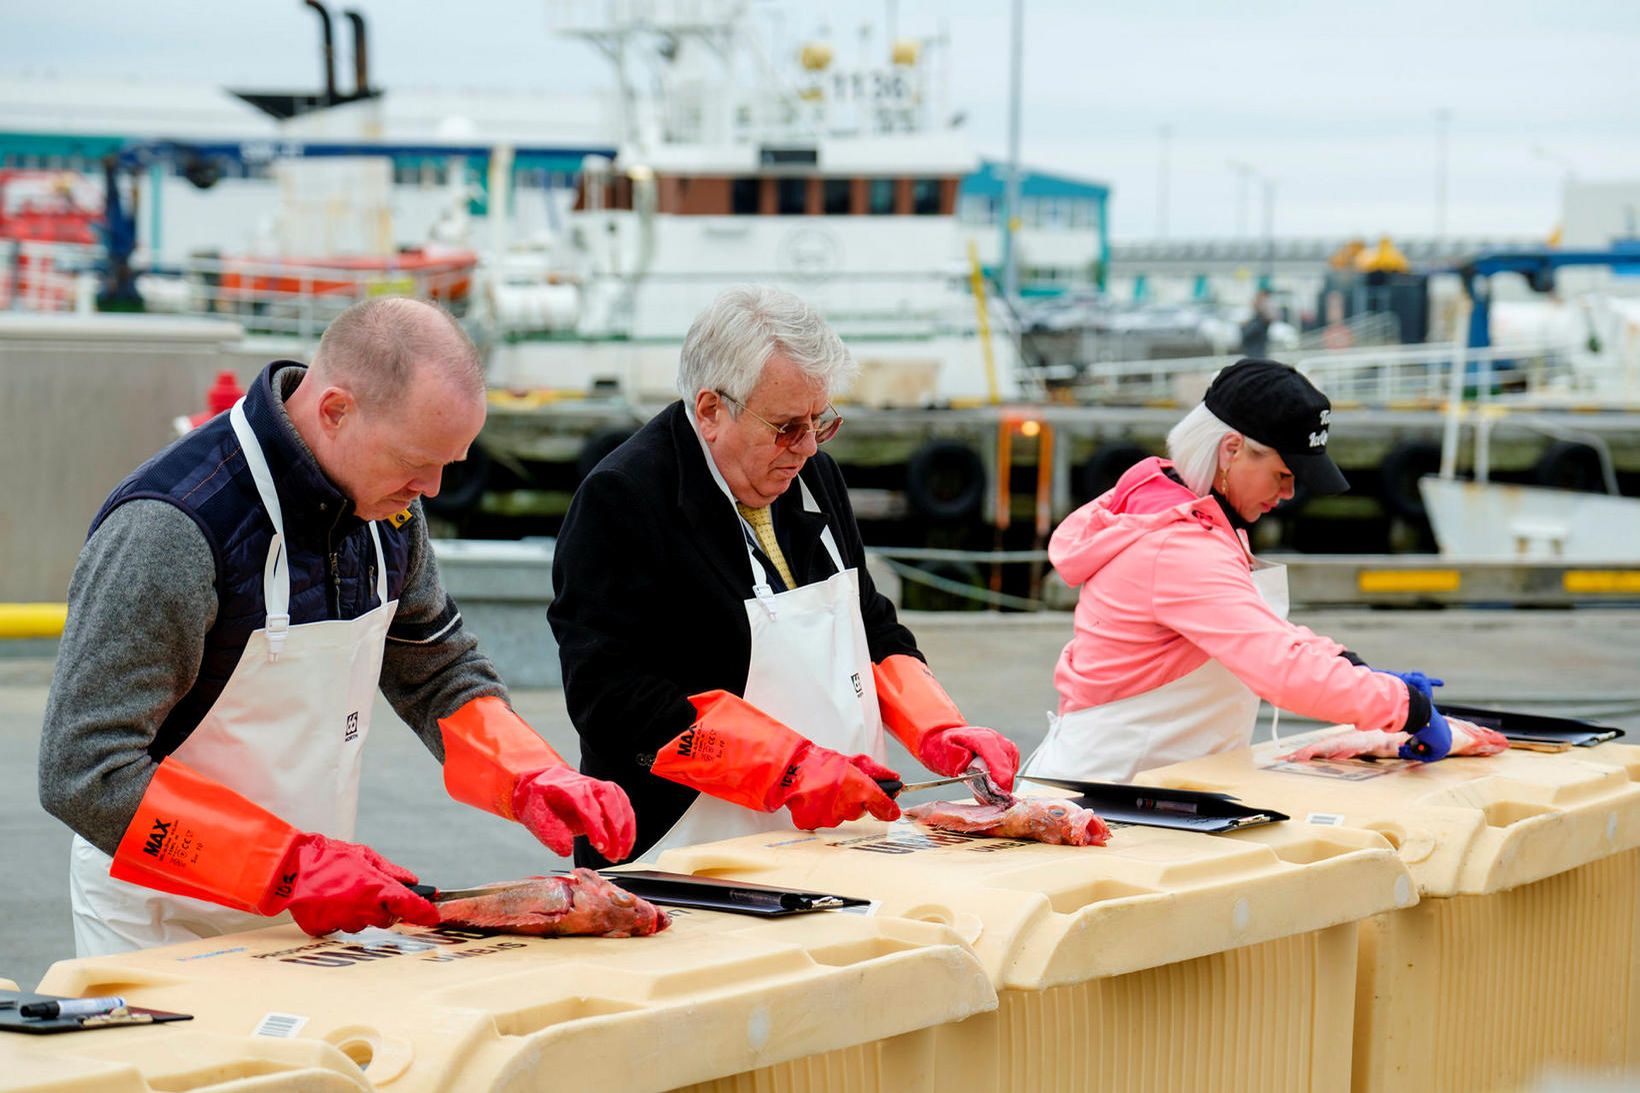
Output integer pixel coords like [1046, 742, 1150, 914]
[40, 298, 634, 957]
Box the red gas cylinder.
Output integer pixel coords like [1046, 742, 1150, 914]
[175, 370, 246, 435]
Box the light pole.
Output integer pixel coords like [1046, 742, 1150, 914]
[1434, 108, 1451, 239]
[1260, 176, 1277, 285]
[1228, 160, 1255, 238]
[1000, 0, 1023, 304]
[1157, 123, 1173, 239]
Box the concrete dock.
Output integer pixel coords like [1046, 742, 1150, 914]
[4, 607, 1639, 993]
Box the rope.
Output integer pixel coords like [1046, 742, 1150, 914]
[877, 557, 1044, 611]
[867, 546, 1050, 563]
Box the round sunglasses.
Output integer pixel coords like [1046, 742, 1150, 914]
[716, 391, 843, 448]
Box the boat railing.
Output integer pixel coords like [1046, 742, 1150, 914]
[1, 242, 479, 337]
[1055, 340, 1581, 408]
[1294, 342, 1574, 405]
[136, 253, 478, 339]
[0, 238, 100, 313]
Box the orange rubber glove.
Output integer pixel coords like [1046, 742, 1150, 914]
[439, 696, 636, 862]
[650, 690, 901, 829]
[873, 654, 1020, 791]
[110, 759, 439, 936]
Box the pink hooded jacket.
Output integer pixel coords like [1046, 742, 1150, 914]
[1051, 457, 1410, 730]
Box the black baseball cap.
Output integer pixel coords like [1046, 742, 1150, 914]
[1203, 358, 1349, 494]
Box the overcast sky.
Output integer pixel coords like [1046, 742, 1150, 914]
[6, 0, 1638, 240]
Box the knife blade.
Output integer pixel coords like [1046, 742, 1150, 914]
[403, 880, 542, 903]
[875, 765, 1012, 806]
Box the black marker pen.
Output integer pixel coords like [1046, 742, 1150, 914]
[19, 996, 127, 1020]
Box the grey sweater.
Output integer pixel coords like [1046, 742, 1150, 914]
[39, 378, 508, 856]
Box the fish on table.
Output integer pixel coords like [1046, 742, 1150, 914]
[1279, 717, 1509, 763]
[431, 868, 671, 937]
[905, 797, 1112, 846]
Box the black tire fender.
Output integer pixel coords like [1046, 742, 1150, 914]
[423, 442, 491, 517]
[577, 428, 635, 482]
[1073, 442, 1150, 504]
[904, 439, 986, 523]
[1378, 439, 1443, 519]
[1533, 440, 1608, 493]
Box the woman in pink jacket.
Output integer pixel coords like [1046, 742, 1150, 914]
[1026, 359, 1454, 782]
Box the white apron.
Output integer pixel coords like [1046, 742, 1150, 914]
[645, 429, 886, 860]
[1024, 555, 1289, 784]
[68, 400, 398, 957]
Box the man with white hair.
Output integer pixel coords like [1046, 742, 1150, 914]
[41, 297, 635, 957]
[550, 285, 1019, 864]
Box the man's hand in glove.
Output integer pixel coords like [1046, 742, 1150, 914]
[440, 696, 637, 862]
[778, 747, 902, 830]
[916, 726, 1020, 791]
[513, 766, 637, 861]
[650, 690, 901, 829]
[267, 834, 441, 936]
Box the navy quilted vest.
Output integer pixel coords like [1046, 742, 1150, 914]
[90, 362, 411, 758]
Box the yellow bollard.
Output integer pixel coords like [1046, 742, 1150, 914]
[0, 603, 68, 638]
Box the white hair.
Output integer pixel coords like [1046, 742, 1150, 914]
[1165, 402, 1272, 495]
[677, 285, 858, 405]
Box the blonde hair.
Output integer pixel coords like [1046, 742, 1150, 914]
[1166, 402, 1273, 494]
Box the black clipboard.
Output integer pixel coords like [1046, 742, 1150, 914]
[0, 990, 191, 1036]
[599, 870, 870, 916]
[1439, 703, 1626, 749]
[1021, 777, 1288, 833]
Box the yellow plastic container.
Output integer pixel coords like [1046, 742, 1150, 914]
[1138, 732, 1640, 1091]
[1, 972, 370, 1093]
[659, 812, 1416, 1091]
[31, 906, 993, 1093]
[0, 1029, 371, 1092]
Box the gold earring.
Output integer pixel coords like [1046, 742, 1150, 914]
[1217, 467, 1229, 493]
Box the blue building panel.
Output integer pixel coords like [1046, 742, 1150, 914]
[959, 158, 1110, 201]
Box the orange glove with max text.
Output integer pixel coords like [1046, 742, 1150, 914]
[111, 759, 439, 936]
[650, 690, 901, 829]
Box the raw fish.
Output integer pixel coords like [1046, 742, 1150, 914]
[905, 797, 1112, 846]
[433, 868, 670, 937]
[1280, 717, 1509, 763]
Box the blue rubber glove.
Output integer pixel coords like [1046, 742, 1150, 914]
[1376, 671, 1452, 761]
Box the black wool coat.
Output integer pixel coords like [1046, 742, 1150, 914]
[549, 401, 922, 864]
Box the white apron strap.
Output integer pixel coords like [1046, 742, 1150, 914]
[230, 399, 392, 651]
[799, 477, 846, 573]
[686, 406, 846, 610]
[366, 520, 388, 606]
[230, 401, 291, 658]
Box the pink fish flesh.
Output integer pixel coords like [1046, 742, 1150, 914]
[905, 797, 1112, 846]
[1280, 717, 1509, 763]
[433, 868, 670, 937]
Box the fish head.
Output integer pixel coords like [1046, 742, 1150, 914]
[571, 869, 672, 936]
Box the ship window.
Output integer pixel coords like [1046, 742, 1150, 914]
[867, 178, 895, 215]
[823, 178, 851, 215]
[912, 178, 941, 215]
[777, 177, 807, 215]
[731, 177, 761, 215]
